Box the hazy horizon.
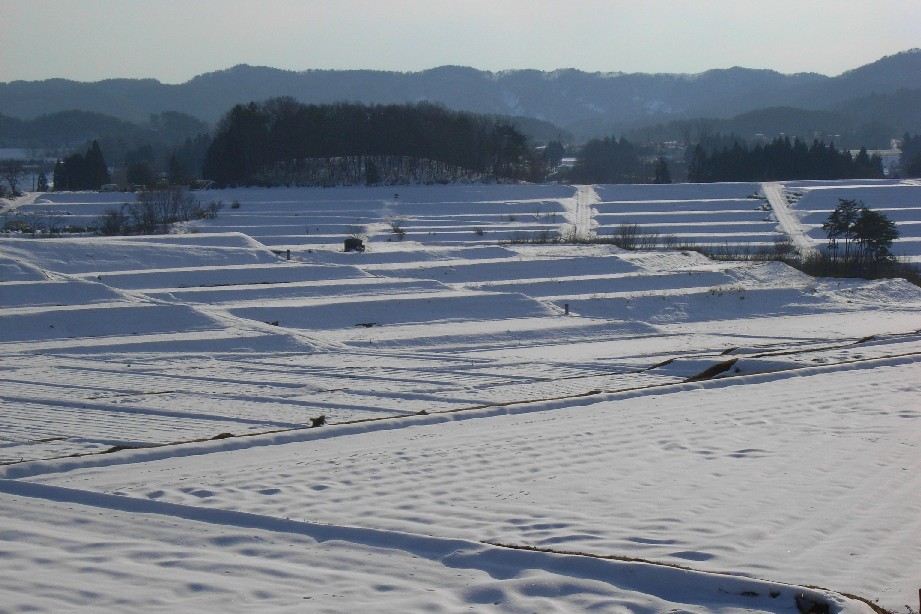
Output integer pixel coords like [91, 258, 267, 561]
[3, 0, 920, 84]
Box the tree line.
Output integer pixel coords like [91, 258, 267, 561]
[202, 98, 540, 186]
[687, 137, 884, 182]
[566, 134, 887, 184]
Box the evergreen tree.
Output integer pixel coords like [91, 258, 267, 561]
[167, 153, 185, 185]
[36, 171, 48, 192]
[906, 153, 921, 178]
[852, 207, 899, 261]
[544, 140, 565, 167]
[84, 140, 110, 189]
[899, 133, 921, 177]
[52, 159, 67, 190]
[653, 157, 671, 184]
[822, 198, 863, 261]
[822, 199, 897, 262]
[687, 144, 709, 182]
[127, 161, 156, 187]
[53, 141, 110, 190]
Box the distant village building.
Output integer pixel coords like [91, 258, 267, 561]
[850, 149, 900, 176]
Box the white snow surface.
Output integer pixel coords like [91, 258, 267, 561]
[2, 182, 920, 613]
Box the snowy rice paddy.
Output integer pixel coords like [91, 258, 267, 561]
[1, 180, 920, 613]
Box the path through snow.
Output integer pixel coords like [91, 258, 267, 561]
[562, 184, 598, 239]
[761, 181, 819, 256]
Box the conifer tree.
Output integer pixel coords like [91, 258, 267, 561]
[653, 157, 671, 184]
[84, 140, 110, 189]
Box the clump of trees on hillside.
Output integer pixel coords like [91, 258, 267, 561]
[202, 98, 540, 186]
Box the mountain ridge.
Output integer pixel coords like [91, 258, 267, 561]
[1, 50, 919, 142]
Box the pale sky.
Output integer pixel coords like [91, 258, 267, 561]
[3, 0, 920, 83]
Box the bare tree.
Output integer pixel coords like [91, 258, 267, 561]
[3, 159, 25, 196]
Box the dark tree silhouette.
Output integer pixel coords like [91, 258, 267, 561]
[570, 137, 645, 183]
[202, 99, 535, 186]
[653, 157, 671, 184]
[688, 137, 884, 182]
[823, 199, 898, 263]
[3, 159, 24, 195]
[544, 140, 565, 167]
[901, 132, 921, 177]
[852, 207, 899, 261]
[52, 140, 110, 190]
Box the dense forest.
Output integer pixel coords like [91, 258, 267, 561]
[202, 99, 542, 186]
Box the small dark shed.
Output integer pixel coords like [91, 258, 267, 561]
[344, 237, 366, 252]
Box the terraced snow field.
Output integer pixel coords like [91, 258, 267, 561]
[1, 181, 920, 613]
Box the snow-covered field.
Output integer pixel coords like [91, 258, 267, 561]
[2, 181, 920, 613]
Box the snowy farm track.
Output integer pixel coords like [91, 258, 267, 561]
[761, 181, 819, 257]
[2, 182, 920, 613]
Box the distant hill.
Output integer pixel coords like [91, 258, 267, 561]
[0, 110, 210, 149]
[1, 49, 919, 144]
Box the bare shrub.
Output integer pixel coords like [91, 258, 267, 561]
[127, 187, 214, 233]
[389, 217, 406, 240]
[613, 223, 641, 249]
[661, 234, 680, 249]
[508, 229, 558, 244]
[99, 205, 130, 235]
